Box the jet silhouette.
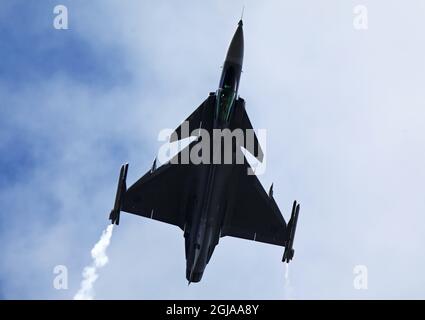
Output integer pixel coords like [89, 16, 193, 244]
[109, 20, 300, 283]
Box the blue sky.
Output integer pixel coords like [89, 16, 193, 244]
[1, 0, 425, 299]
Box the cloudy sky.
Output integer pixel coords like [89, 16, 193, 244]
[1, 0, 425, 299]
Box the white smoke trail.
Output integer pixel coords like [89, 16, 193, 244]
[283, 263, 295, 300]
[285, 262, 290, 280]
[74, 224, 114, 300]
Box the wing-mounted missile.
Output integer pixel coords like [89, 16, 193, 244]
[282, 200, 300, 263]
[151, 158, 157, 173]
[109, 163, 128, 225]
[268, 183, 274, 198]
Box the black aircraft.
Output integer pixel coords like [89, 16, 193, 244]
[109, 20, 300, 283]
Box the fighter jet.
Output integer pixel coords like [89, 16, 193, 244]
[109, 20, 300, 283]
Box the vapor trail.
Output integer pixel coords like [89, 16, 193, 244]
[285, 262, 290, 280]
[74, 224, 114, 300]
[283, 263, 295, 300]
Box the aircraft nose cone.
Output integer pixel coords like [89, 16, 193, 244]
[225, 20, 244, 66]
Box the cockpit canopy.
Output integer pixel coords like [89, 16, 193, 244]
[215, 87, 236, 123]
[216, 66, 238, 123]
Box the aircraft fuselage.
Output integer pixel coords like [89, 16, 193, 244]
[185, 21, 244, 283]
